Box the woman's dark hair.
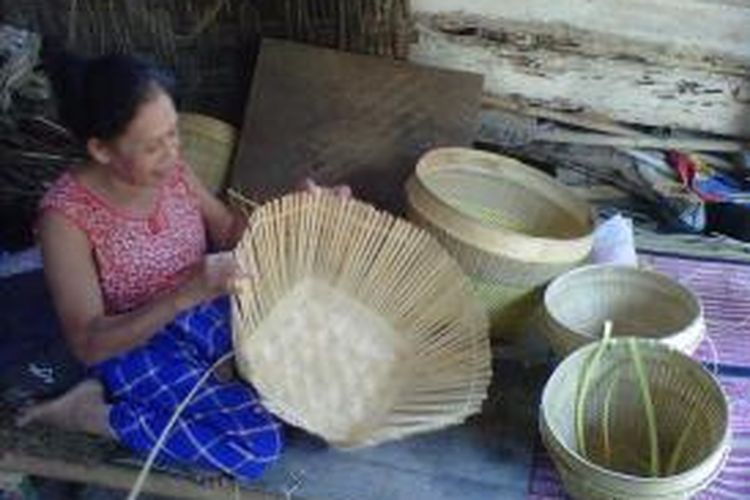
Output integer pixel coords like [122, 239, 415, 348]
[45, 50, 176, 142]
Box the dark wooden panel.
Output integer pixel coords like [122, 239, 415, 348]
[230, 38, 482, 213]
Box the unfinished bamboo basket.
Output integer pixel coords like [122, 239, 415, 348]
[405, 147, 594, 342]
[539, 265, 705, 357]
[231, 192, 492, 448]
[178, 113, 237, 193]
[540, 338, 730, 500]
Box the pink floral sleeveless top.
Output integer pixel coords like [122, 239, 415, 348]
[39, 163, 207, 313]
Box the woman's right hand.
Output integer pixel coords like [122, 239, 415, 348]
[299, 177, 352, 198]
[179, 252, 240, 308]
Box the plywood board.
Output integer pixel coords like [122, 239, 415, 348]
[230, 38, 483, 213]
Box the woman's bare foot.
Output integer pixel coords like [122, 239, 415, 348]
[16, 378, 113, 437]
[199, 472, 236, 491]
[213, 357, 236, 383]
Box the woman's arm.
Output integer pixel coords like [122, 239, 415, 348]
[182, 166, 247, 251]
[183, 165, 353, 251]
[39, 211, 233, 365]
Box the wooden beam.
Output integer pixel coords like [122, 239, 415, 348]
[411, 0, 750, 62]
[530, 132, 746, 152]
[489, 126, 748, 152]
[481, 95, 647, 138]
[0, 453, 277, 500]
[410, 22, 750, 138]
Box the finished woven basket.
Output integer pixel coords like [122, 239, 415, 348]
[539, 265, 705, 357]
[405, 147, 594, 342]
[178, 112, 237, 193]
[231, 192, 492, 448]
[540, 338, 730, 500]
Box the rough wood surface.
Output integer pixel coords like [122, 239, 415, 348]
[479, 109, 747, 152]
[0, 406, 271, 499]
[411, 0, 750, 62]
[410, 18, 750, 138]
[0, 454, 275, 499]
[229, 38, 483, 213]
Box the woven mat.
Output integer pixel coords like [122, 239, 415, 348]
[636, 229, 750, 265]
[527, 251, 750, 499]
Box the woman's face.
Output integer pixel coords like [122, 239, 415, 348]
[106, 89, 180, 187]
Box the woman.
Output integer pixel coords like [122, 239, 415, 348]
[19, 53, 340, 481]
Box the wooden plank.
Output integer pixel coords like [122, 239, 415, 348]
[229, 38, 483, 213]
[0, 453, 276, 499]
[526, 131, 746, 152]
[481, 95, 645, 138]
[0, 408, 275, 499]
[411, 12, 750, 76]
[410, 24, 750, 138]
[479, 108, 747, 151]
[411, 0, 750, 62]
[567, 185, 631, 203]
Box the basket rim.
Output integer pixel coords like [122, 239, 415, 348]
[178, 112, 237, 144]
[543, 264, 705, 345]
[539, 337, 731, 486]
[405, 147, 594, 264]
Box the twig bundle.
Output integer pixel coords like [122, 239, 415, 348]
[279, 0, 411, 58]
[0, 115, 84, 248]
[231, 192, 491, 447]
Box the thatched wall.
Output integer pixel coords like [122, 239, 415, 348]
[1, 0, 411, 126]
[0, 0, 411, 249]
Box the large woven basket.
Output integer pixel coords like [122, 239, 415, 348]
[178, 112, 237, 193]
[539, 265, 705, 357]
[405, 147, 594, 341]
[540, 338, 730, 500]
[231, 192, 492, 448]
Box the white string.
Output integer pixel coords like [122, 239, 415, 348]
[67, 0, 78, 46]
[703, 332, 721, 377]
[283, 469, 306, 500]
[127, 351, 235, 500]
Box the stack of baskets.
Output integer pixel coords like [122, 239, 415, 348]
[405, 147, 595, 341]
[401, 147, 727, 498]
[540, 337, 729, 499]
[178, 112, 237, 193]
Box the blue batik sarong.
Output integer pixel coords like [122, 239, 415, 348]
[92, 297, 283, 482]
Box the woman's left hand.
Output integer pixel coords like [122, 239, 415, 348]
[300, 177, 352, 199]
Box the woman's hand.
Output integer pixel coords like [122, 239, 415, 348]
[299, 177, 352, 198]
[178, 252, 242, 308]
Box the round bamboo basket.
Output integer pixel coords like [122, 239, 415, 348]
[231, 192, 492, 448]
[540, 338, 730, 499]
[405, 147, 595, 342]
[178, 112, 237, 193]
[540, 265, 705, 357]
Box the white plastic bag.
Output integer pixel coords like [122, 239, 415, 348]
[590, 214, 638, 267]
